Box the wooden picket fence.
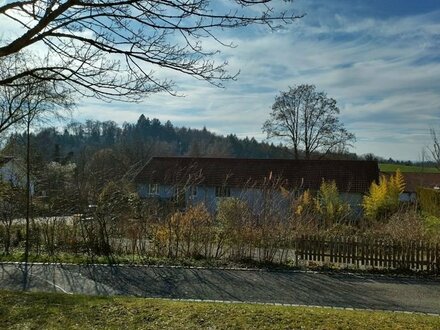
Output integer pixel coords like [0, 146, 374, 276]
[296, 235, 440, 273]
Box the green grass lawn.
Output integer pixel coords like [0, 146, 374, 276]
[379, 163, 439, 173]
[0, 290, 439, 329]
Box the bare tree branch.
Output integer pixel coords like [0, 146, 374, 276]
[429, 128, 440, 170]
[0, 0, 302, 101]
[0, 52, 74, 135]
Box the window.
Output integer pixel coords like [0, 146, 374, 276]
[148, 183, 159, 195]
[215, 186, 231, 197]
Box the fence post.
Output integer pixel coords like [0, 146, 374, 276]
[425, 242, 433, 272]
[295, 236, 300, 267]
[319, 235, 324, 262]
[360, 237, 365, 268]
[416, 241, 421, 271]
[435, 243, 440, 274]
[378, 239, 383, 268]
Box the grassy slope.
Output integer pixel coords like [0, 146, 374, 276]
[379, 163, 439, 173]
[1, 290, 439, 330]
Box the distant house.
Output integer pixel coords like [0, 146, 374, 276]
[0, 156, 34, 194]
[382, 172, 440, 202]
[134, 157, 379, 213]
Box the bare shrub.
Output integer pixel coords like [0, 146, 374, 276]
[180, 204, 213, 258]
[150, 203, 214, 259]
[367, 207, 425, 241]
[78, 181, 134, 256]
[0, 183, 24, 254]
[217, 197, 253, 260]
[255, 179, 293, 263]
[149, 223, 169, 258]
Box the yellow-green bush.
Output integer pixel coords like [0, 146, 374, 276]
[423, 214, 440, 241]
[362, 170, 405, 220]
[294, 189, 313, 216]
[315, 180, 351, 226]
[418, 187, 440, 217]
[293, 182, 350, 227]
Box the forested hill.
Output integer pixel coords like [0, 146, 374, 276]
[1, 114, 362, 203]
[4, 114, 292, 175]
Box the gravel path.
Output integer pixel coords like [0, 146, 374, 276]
[1, 263, 439, 314]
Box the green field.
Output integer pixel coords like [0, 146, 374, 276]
[379, 163, 439, 173]
[0, 290, 439, 329]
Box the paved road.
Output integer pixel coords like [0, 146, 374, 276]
[1, 263, 439, 314]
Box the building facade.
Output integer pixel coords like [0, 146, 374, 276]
[134, 157, 379, 214]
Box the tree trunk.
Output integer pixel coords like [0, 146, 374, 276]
[23, 116, 31, 290]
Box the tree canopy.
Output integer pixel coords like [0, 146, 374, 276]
[0, 1, 301, 101]
[263, 84, 355, 159]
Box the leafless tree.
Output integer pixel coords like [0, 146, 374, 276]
[429, 128, 440, 170]
[0, 65, 73, 279]
[0, 1, 301, 101]
[263, 84, 355, 159]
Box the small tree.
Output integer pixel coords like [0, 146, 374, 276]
[263, 85, 355, 159]
[363, 170, 405, 220]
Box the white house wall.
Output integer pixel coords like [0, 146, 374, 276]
[0, 162, 20, 186]
[138, 183, 364, 216]
[137, 184, 174, 199]
[0, 161, 35, 194]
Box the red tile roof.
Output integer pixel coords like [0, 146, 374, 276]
[135, 157, 379, 193]
[382, 172, 440, 192]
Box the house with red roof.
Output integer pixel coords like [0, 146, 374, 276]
[382, 172, 440, 202]
[134, 157, 379, 214]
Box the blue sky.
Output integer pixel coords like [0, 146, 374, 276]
[77, 1, 440, 160]
[3, 0, 439, 160]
